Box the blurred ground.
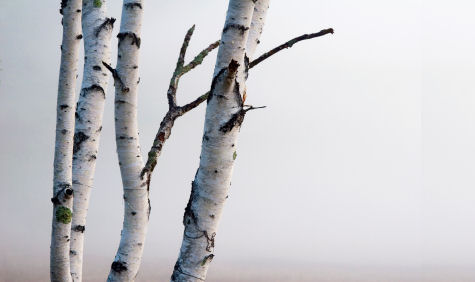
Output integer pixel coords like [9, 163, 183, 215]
[2, 256, 475, 282]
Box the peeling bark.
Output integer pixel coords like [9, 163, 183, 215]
[51, 0, 82, 281]
[69, 1, 115, 281]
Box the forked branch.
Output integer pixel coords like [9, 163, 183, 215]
[141, 26, 220, 185]
[140, 26, 334, 188]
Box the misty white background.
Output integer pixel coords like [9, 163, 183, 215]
[1, 0, 474, 281]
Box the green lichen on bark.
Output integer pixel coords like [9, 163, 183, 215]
[233, 151, 237, 160]
[93, 0, 102, 8]
[56, 206, 72, 224]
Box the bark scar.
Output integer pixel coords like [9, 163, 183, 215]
[95, 18, 116, 37]
[117, 32, 141, 48]
[124, 3, 142, 9]
[222, 23, 249, 34]
[111, 260, 128, 273]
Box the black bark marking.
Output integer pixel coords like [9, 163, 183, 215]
[232, 79, 244, 107]
[51, 183, 72, 205]
[102, 61, 129, 93]
[76, 34, 83, 40]
[60, 104, 69, 110]
[111, 261, 127, 273]
[227, 59, 240, 78]
[95, 17, 116, 37]
[118, 135, 134, 140]
[183, 181, 199, 225]
[244, 54, 250, 79]
[88, 154, 97, 161]
[222, 24, 249, 34]
[93, 65, 101, 71]
[219, 109, 246, 133]
[172, 262, 205, 281]
[73, 132, 90, 154]
[117, 32, 141, 48]
[124, 2, 142, 9]
[73, 225, 85, 233]
[207, 67, 227, 103]
[204, 231, 216, 252]
[201, 254, 215, 266]
[147, 197, 151, 219]
[60, 0, 68, 15]
[51, 197, 61, 206]
[208, 60, 242, 104]
[81, 84, 105, 99]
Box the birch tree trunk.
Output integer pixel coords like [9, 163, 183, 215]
[107, 1, 148, 281]
[69, 1, 115, 280]
[171, 1, 269, 280]
[51, 1, 83, 281]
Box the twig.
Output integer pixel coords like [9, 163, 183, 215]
[249, 28, 334, 68]
[142, 27, 334, 186]
[167, 26, 220, 109]
[181, 41, 220, 76]
[179, 27, 334, 104]
[141, 26, 219, 182]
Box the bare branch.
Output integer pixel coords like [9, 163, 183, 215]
[176, 25, 195, 69]
[141, 27, 333, 190]
[249, 28, 334, 68]
[180, 40, 220, 76]
[180, 91, 210, 114]
[142, 28, 219, 182]
[168, 25, 196, 109]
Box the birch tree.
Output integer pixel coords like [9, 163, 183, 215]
[171, 0, 333, 280]
[103, 1, 148, 280]
[69, 1, 115, 281]
[104, 2, 220, 279]
[51, 0, 82, 281]
[50, 1, 332, 280]
[171, 1, 258, 280]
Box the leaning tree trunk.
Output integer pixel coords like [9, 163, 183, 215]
[51, 1, 83, 281]
[107, 1, 148, 281]
[171, 1, 269, 280]
[69, 1, 115, 281]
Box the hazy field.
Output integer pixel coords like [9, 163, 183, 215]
[2, 256, 475, 282]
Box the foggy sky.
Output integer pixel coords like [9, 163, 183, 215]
[1, 0, 474, 280]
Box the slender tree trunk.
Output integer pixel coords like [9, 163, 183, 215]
[51, 1, 83, 281]
[171, 1, 269, 280]
[107, 1, 148, 281]
[246, 0, 269, 61]
[69, 1, 115, 280]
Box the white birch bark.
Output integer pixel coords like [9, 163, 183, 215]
[171, 1, 269, 280]
[51, 1, 83, 281]
[107, 1, 148, 281]
[246, 0, 269, 61]
[69, 1, 115, 281]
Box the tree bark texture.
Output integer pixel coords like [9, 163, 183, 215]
[51, 0, 83, 281]
[171, 1, 268, 281]
[70, 1, 115, 281]
[107, 1, 148, 281]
